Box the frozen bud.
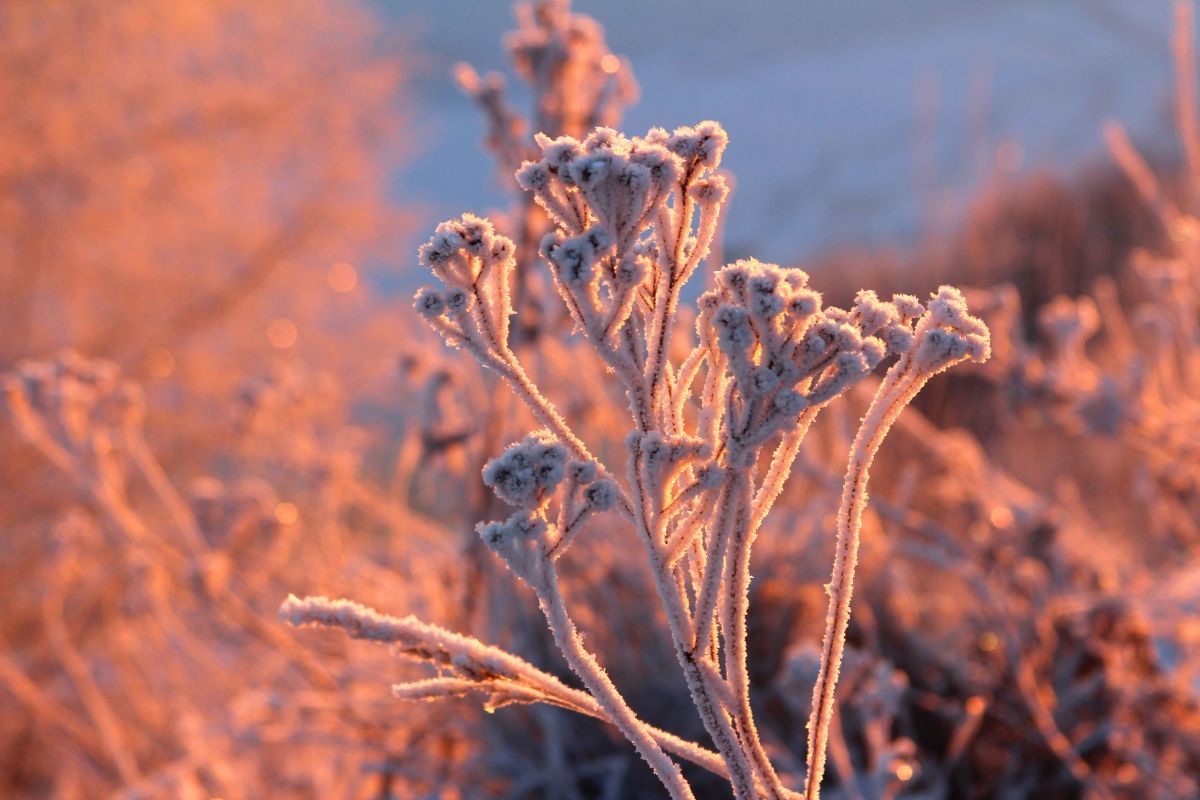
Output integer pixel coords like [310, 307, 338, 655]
[964, 334, 990, 362]
[537, 133, 584, 169]
[584, 478, 618, 511]
[568, 460, 598, 485]
[748, 273, 779, 295]
[478, 510, 548, 552]
[615, 158, 652, 192]
[880, 324, 914, 356]
[788, 289, 820, 318]
[927, 286, 984, 333]
[714, 305, 755, 353]
[751, 292, 785, 320]
[548, 233, 598, 285]
[808, 352, 871, 404]
[490, 236, 513, 262]
[445, 288, 469, 312]
[717, 260, 754, 296]
[629, 142, 682, 187]
[506, 509, 547, 540]
[516, 160, 552, 191]
[583, 126, 623, 153]
[644, 126, 670, 145]
[833, 323, 863, 351]
[414, 287, 445, 319]
[569, 152, 613, 187]
[539, 231, 564, 262]
[861, 336, 886, 368]
[891, 293, 925, 322]
[692, 120, 729, 169]
[853, 290, 898, 333]
[783, 269, 811, 291]
[534, 443, 568, 488]
[666, 124, 700, 159]
[914, 329, 989, 372]
[458, 214, 494, 256]
[433, 222, 467, 249]
[418, 235, 456, 268]
[477, 520, 507, 549]
[688, 174, 730, 206]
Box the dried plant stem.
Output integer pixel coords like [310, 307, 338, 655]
[626, 438, 761, 800]
[803, 371, 922, 799]
[531, 563, 697, 800]
[722, 468, 790, 800]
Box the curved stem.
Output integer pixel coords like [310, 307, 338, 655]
[803, 371, 922, 799]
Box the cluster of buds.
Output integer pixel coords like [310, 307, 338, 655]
[477, 432, 619, 583]
[416, 214, 518, 370]
[518, 122, 727, 247]
[513, 123, 729, 422]
[696, 260, 933, 452]
[481, 430, 568, 508]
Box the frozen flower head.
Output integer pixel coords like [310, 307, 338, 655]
[666, 120, 729, 171]
[482, 431, 569, 508]
[912, 286, 992, 374]
[418, 213, 516, 291]
[519, 127, 683, 243]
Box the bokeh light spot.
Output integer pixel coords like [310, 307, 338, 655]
[145, 347, 175, 379]
[275, 502, 299, 525]
[328, 261, 358, 293]
[600, 54, 620, 74]
[989, 506, 1013, 529]
[267, 318, 298, 349]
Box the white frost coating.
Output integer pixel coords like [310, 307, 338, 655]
[283, 4, 992, 798]
[803, 286, 991, 799]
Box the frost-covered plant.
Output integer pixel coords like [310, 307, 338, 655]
[287, 113, 990, 798]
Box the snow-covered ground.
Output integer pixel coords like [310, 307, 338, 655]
[389, 1, 1184, 266]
